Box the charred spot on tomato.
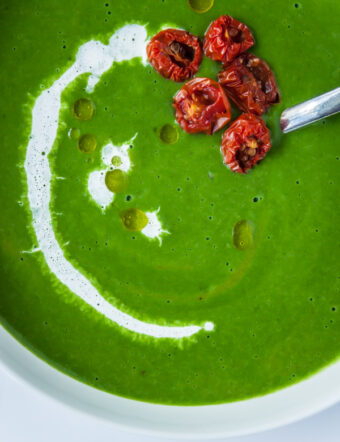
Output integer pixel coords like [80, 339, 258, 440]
[243, 57, 267, 90]
[204, 15, 254, 65]
[193, 89, 215, 106]
[243, 54, 280, 104]
[236, 137, 263, 171]
[147, 28, 202, 82]
[227, 27, 245, 43]
[167, 41, 195, 68]
[218, 53, 280, 115]
[221, 113, 271, 174]
[173, 77, 231, 134]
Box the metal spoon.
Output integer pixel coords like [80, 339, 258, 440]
[280, 87, 340, 133]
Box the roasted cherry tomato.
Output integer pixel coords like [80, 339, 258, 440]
[146, 28, 202, 82]
[173, 77, 231, 134]
[218, 53, 280, 115]
[203, 15, 254, 65]
[221, 113, 271, 174]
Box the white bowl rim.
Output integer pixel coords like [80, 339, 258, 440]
[1, 326, 340, 439]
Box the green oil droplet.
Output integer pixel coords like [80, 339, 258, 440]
[159, 124, 179, 145]
[187, 0, 214, 13]
[68, 127, 80, 140]
[233, 220, 254, 251]
[121, 208, 148, 232]
[105, 169, 126, 193]
[78, 134, 97, 153]
[73, 98, 95, 121]
[111, 155, 122, 167]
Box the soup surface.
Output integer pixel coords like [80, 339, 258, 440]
[0, 0, 339, 404]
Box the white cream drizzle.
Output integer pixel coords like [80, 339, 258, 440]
[87, 138, 170, 243]
[24, 24, 214, 338]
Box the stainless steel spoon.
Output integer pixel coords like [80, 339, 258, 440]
[280, 87, 340, 133]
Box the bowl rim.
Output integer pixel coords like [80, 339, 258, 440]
[1, 325, 340, 439]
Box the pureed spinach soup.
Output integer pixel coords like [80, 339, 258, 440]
[0, 0, 339, 405]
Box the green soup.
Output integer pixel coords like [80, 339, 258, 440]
[0, 0, 339, 405]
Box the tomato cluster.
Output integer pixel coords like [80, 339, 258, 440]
[147, 15, 280, 174]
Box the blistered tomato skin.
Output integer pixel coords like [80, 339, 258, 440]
[218, 53, 280, 115]
[221, 113, 271, 174]
[203, 15, 254, 65]
[146, 28, 202, 82]
[173, 77, 231, 134]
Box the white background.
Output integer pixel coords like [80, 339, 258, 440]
[1, 368, 339, 442]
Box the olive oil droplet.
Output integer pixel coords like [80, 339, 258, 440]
[187, 0, 214, 14]
[159, 124, 179, 144]
[68, 127, 80, 140]
[121, 208, 148, 232]
[105, 169, 126, 193]
[111, 155, 122, 167]
[73, 98, 95, 121]
[78, 134, 97, 153]
[233, 220, 254, 250]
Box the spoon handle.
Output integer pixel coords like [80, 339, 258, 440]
[280, 87, 340, 133]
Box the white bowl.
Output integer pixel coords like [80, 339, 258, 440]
[1, 326, 339, 439]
